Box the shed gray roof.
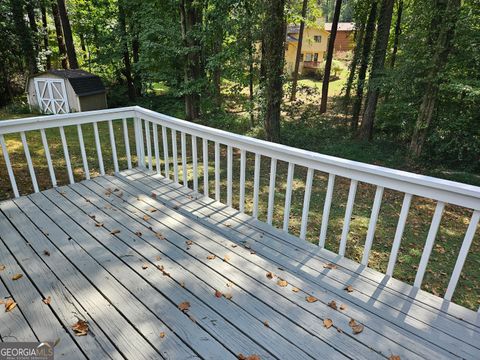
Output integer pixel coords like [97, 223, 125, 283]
[32, 69, 106, 97]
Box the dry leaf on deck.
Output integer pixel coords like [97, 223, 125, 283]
[348, 318, 357, 327]
[223, 254, 231, 262]
[143, 215, 151, 221]
[178, 301, 190, 312]
[185, 240, 193, 246]
[156, 233, 166, 240]
[263, 320, 269, 328]
[0, 264, 5, 271]
[72, 320, 89, 336]
[207, 254, 216, 260]
[292, 287, 300, 293]
[148, 207, 157, 213]
[135, 231, 142, 237]
[328, 300, 337, 310]
[388, 356, 401, 360]
[12, 274, 23, 281]
[43, 250, 51, 256]
[142, 264, 149, 270]
[352, 323, 364, 334]
[231, 244, 237, 248]
[110, 229, 121, 235]
[339, 304, 347, 311]
[42, 296, 51, 305]
[151, 193, 157, 199]
[277, 279, 288, 287]
[159, 332, 166, 339]
[95, 222, 104, 227]
[215, 290, 223, 298]
[238, 355, 261, 360]
[306, 296, 318, 303]
[323, 318, 333, 329]
[266, 272, 274, 279]
[224, 292, 233, 300]
[344, 285, 354, 293]
[5, 298, 17, 312]
[323, 263, 337, 269]
[155, 255, 162, 261]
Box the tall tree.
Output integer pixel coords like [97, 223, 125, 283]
[57, 0, 78, 69]
[180, 0, 204, 121]
[358, 0, 395, 140]
[51, 1, 67, 69]
[390, 0, 403, 68]
[118, 1, 136, 101]
[409, 0, 461, 156]
[319, 0, 342, 113]
[40, 4, 51, 69]
[351, 1, 377, 131]
[290, 0, 308, 102]
[10, 0, 38, 73]
[262, 0, 285, 142]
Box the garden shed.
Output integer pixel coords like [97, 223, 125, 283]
[26, 69, 107, 114]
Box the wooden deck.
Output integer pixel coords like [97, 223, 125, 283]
[0, 168, 479, 360]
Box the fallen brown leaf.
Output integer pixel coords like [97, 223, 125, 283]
[323, 318, 333, 329]
[328, 300, 337, 310]
[344, 285, 354, 293]
[142, 264, 149, 270]
[215, 290, 223, 298]
[143, 215, 151, 221]
[237, 354, 261, 360]
[0, 264, 5, 271]
[186, 240, 193, 246]
[72, 320, 89, 336]
[223, 254, 231, 262]
[388, 356, 401, 360]
[339, 304, 347, 311]
[207, 254, 216, 260]
[148, 207, 157, 213]
[263, 320, 269, 328]
[352, 323, 364, 334]
[135, 231, 142, 237]
[348, 318, 356, 327]
[155, 232, 166, 240]
[95, 222, 104, 227]
[159, 332, 166, 339]
[323, 263, 337, 269]
[12, 274, 23, 281]
[277, 279, 288, 287]
[224, 293, 233, 300]
[5, 298, 17, 312]
[178, 301, 190, 312]
[291, 287, 300, 293]
[43, 250, 51, 256]
[155, 255, 162, 261]
[110, 229, 121, 235]
[266, 272, 274, 279]
[42, 296, 51, 305]
[231, 244, 237, 248]
[151, 192, 157, 199]
[306, 295, 318, 303]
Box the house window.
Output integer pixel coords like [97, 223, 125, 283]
[314, 35, 322, 43]
[305, 53, 313, 61]
[314, 53, 319, 62]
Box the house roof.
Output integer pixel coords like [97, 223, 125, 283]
[325, 22, 355, 32]
[31, 69, 106, 97]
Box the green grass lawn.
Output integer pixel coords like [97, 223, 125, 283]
[1, 90, 478, 310]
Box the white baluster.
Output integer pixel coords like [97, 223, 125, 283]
[93, 122, 104, 175]
[252, 153, 261, 218]
[122, 118, 132, 170]
[0, 134, 19, 197]
[172, 129, 179, 183]
[181, 132, 187, 187]
[153, 123, 160, 175]
[283, 162, 295, 232]
[239, 149, 246, 213]
[361, 186, 384, 265]
[20, 132, 39, 193]
[162, 126, 169, 179]
[339, 179, 358, 256]
[60, 126, 75, 183]
[267, 158, 277, 225]
[203, 138, 209, 196]
[227, 145, 233, 207]
[192, 136, 198, 192]
[319, 174, 335, 248]
[215, 142, 220, 201]
[144, 121, 152, 171]
[300, 168, 314, 240]
[108, 120, 119, 173]
[41, 129, 57, 186]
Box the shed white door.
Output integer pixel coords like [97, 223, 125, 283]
[34, 78, 70, 114]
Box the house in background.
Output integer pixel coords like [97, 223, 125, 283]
[285, 24, 329, 76]
[325, 22, 355, 52]
[26, 69, 107, 114]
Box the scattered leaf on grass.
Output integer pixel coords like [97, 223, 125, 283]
[0, 264, 5, 271]
[277, 279, 288, 287]
[263, 320, 269, 328]
[72, 320, 89, 336]
[12, 274, 23, 281]
[143, 215, 151, 221]
[207, 254, 216, 260]
[178, 301, 190, 312]
[159, 332, 166, 339]
[215, 290, 223, 298]
[110, 229, 121, 235]
[344, 285, 354, 293]
[43, 250, 51, 256]
[42, 296, 51, 305]
[292, 287, 300, 293]
[306, 296, 318, 303]
[323, 263, 337, 269]
[328, 300, 337, 310]
[5, 298, 17, 312]
[323, 318, 333, 329]
[266, 272, 274, 279]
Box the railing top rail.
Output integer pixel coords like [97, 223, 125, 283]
[135, 106, 480, 209]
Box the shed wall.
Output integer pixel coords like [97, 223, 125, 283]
[79, 93, 108, 112]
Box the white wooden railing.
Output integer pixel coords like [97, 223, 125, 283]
[0, 106, 479, 310]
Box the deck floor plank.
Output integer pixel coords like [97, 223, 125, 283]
[93, 175, 441, 360]
[117, 168, 480, 359]
[73, 180, 348, 360]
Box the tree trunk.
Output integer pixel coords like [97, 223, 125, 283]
[118, 1, 136, 101]
[290, 0, 308, 102]
[246, 0, 255, 127]
[10, 0, 38, 74]
[358, 0, 395, 140]
[351, 1, 377, 131]
[262, 0, 285, 142]
[132, 35, 142, 96]
[344, 24, 364, 112]
[26, 1, 38, 35]
[409, 0, 461, 156]
[51, 2, 68, 69]
[57, 0, 78, 69]
[40, 5, 51, 69]
[320, 0, 342, 113]
[180, 0, 203, 121]
[390, 0, 403, 69]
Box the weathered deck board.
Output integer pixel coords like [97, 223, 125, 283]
[1, 168, 479, 360]
[94, 176, 451, 360]
[117, 168, 480, 359]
